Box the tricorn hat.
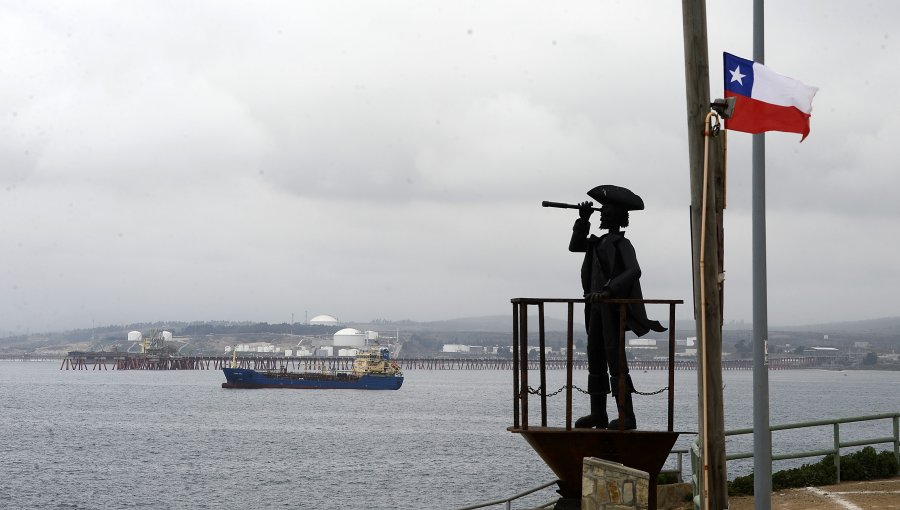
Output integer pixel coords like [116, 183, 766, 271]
[587, 185, 644, 211]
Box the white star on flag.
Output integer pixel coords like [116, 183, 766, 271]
[730, 66, 746, 85]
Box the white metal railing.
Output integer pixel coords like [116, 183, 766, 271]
[454, 479, 560, 510]
[691, 412, 900, 509]
[662, 449, 688, 481]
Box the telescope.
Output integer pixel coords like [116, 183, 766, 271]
[542, 200, 602, 212]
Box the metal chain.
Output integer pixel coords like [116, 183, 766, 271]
[634, 386, 668, 396]
[524, 385, 668, 397]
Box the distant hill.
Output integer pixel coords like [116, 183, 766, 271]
[2, 315, 898, 355]
[415, 315, 575, 333]
[777, 316, 900, 335]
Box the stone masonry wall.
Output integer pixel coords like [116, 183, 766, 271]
[581, 458, 650, 510]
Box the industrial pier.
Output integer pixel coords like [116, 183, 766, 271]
[56, 353, 845, 371]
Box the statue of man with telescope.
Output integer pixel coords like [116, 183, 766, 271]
[560, 185, 665, 430]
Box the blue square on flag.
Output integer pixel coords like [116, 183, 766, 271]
[724, 53, 755, 97]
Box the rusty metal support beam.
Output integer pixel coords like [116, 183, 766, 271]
[566, 302, 574, 431]
[519, 303, 529, 430]
[538, 302, 547, 427]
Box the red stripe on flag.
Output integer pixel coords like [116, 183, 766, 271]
[724, 91, 812, 141]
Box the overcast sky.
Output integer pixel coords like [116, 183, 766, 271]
[2, 1, 898, 335]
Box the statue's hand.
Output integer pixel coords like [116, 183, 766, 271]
[578, 201, 594, 220]
[586, 289, 611, 303]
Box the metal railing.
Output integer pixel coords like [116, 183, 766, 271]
[723, 412, 900, 482]
[690, 412, 900, 509]
[454, 479, 560, 510]
[662, 449, 689, 482]
[511, 297, 682, 431]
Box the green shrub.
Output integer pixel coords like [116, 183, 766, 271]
[839, 447, 899, 480]
[875, 449, 899, 477]
[657, 472, 680, 485]
[771, 460, 835, 490]
[727, 447, 898, 496]
[728, 474, 754, 496]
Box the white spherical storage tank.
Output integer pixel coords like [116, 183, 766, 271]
[127, 331, 142, 342]
[333, 328, 366, 348]
[309, 314, 339, 326]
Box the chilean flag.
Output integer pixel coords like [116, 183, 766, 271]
[724, 52, 818, 141]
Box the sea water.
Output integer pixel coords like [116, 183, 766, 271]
[0, 362, 897, 509]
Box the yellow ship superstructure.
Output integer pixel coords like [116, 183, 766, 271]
[352, 348, 402, 376]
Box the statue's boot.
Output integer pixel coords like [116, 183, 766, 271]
[608, 376, 637, 430]
[574, 393, 608, 429]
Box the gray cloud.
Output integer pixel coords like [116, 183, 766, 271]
[2, 1, 899, 334]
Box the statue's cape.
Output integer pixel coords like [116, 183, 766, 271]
[581, 232, 666, 337]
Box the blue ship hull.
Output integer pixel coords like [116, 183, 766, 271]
[221, 367, 403, 390]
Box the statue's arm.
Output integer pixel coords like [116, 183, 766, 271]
[607, 239, 642, 295]
[568, 218, 590, 252]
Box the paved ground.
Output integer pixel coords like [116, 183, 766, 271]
[727, 477, 900, 510]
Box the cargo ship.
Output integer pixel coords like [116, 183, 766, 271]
[221, 348, 403, 390]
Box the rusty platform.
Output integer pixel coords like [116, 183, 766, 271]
[509, 426, 682, 508]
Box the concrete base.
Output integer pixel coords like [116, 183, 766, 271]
[582, 458, 650, 510]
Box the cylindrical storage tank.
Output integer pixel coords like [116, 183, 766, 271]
[364, 331, 379, 341]
[333, 328, 366, 348]
[161, 331, 173, 342]
[127, 331, 142, 342]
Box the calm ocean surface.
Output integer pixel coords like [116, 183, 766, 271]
[1, 362, 898, 509]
